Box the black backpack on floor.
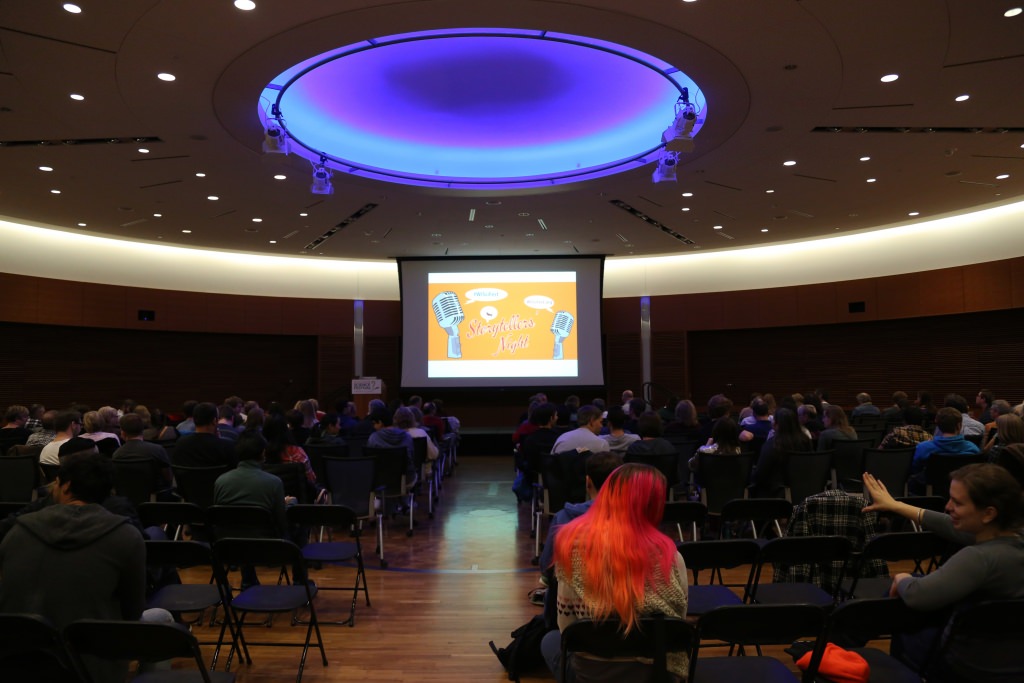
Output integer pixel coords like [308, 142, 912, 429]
[489, 615, 554, 681]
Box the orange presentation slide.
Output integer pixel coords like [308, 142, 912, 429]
[427, 273, 578, 376]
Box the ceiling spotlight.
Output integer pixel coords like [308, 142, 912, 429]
[138, 148, 149, 154]
[859, 156, 871, 162]
[955, 94, 970, 102]
[1005, 7, 1022, 17]
[263, 118, 289, 154]
[157, 72, 176, 82]
[908, 212, 920, 216]
[273, 174, 287, 180]
[69, 93, 84, 101]
[39, 165, 53, 172]
[50, 189, 61, 194]
[195, 172, 206, 177]
[62, 3, 82, 13]
[311, 157, 333, 195]
[880, 73, 899, 83]
[783, 160, 796, 166]
[661, 87, 697, 154]
[652, 150, 679, 183]
[996, 174, 1010, 180]
[207, 195, 219, 201]
[234, 0, 256, 9]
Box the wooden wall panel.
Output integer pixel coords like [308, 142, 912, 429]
[601, 297, 639, 334]
[876, 273, 922, 320]
[604, 333, 642, 403]
[317, 334, 355, 409]
[363, 335, 400, 403]
[834, 279, 878, 322]
[963, 260, 1013, 312]
[686, 308, 1024, 411]
[1012, 258, 1024, 308]
[917, 268, 965, 317]
[650, 332, 687, 404]
[796, 282, 838, 326]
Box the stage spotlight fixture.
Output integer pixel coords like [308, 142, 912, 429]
[262, 106, 290, 154]
[311, 157, 333, 195]
[662, 87, 697, 154]
[652, 150, 679, 183]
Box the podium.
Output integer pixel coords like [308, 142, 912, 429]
[352, 377, 385, 417]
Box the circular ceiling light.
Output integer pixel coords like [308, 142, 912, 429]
[880, 73, 899, 83]
[260, 28, 706, 189]
[157, 72, 176, 82]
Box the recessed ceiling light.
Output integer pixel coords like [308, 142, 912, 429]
[299, 212, 308, 217]
[908, 212, 920, 216]
[880, 73, 899, 83]
[713, 225, 723, 230]
[765, 189, 775, 193]
[62, 3, 82, 13]
[207, 195, 219, 201]
[859, 156, 870, 162]
[138, 148, 149, 154]
[996, 173, 1010, 180]
[234, 0, 256, 9]
[69, 93, 84, 101]
[760, 228, 769, 232]
[783, 160, 796, 166]
[681, 207, 690, 211]
[1005, 7, 1022, 17]
[682, 192, 693, 197]
[268, 240, 277, 244]
[431, 233, 443, 237]
[77, 222, 86, 227]
[252, 218, 263, 222]
[50, 189, 61, 194]
[153, 213, 162, 217]
[866, 178, 877, 183]
[195, 172, 206, 177]
[273, 174, 287, 180]
[157, 73, 176, 82]
[955, 94, 970, 102]
[181, 229, 192, 234]
[39, 165, 53, 172]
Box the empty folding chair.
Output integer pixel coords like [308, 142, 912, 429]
[748, 535, 853, 607]
[287, 504, 370, 626]
[561, 614, 695, 683]
[841, 531, 945, 600]
[662, 500, 707, 542]
[0, 613, 81, 683]
[677, 539, 759, 616]
[64, 619, 236, 683]
[719, 498, 792, 545]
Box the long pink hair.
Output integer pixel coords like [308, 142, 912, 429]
[553, 463, 678, 632]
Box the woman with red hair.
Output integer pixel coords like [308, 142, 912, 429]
[541, 463, 688, 682]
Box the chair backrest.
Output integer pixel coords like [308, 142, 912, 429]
[930, 599, 1024, 682]
[830, 439, 872, 489]
[719, 498, 793, 539]
[367, 446, 410, 494]
[145, 538, 216, 570]
[137, 501, 205, 529]
[171, 464, 230, 510]
[112, 458, 160, 507]
[827, 597, 937, 643]
[0, 454, 40, 502]
[0, 613, 80, 683]
[963, 432, 984, 448]
[698, 453, 754, 514]
[856, 428, 885, 448]
[263, 461, 310, 504]
[623, 449, 679, 489]
[661, 501, 707, 541]
[784, 451, 834, 504]
[286, 503, 357, 530]
[64, 619, 215, 681]
[863, 447, 915, 497]
[540, 450, 590, 514]
[212, 536, 304, 570]
[692, 604, 827, 682]
[205, 504, 279, 540]
[411, 437, 428, 471]
[7, 443, 43, 459]
[323, 455, 375, 518]
[304, 443, 348, 482]
[345, 437, 368, 458]
[562, 614, 694, 683]
[677, 539, 760, 583]
[925, 453, 983, 498]
[93, 437, 120, 457]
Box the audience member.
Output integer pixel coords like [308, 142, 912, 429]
[982, 399, 1013, 449]
[80, 409, 121, 445]
[984, 413, 1024, 464]
[172, 402, 237, 468]
[909, 407, 981, 494]
[176, 400, 199, 434]
[752, 408, 813, 497]
[242, 407, 265, 433]
[700, 393, 734, 442]
[541, 463, 688, 682]
[421, 401, 447, 440]
[286, 408, 311, 445]
[25, 403, 45, 432]
[851, 392, 881, 419]
[216, 404, 241, 441]
[663, 399, 702, 440]
[25, 409, 58, 447]
[551, 405, 610, 454]
[517, 403, 561, 487]
[881, 391, 909, 422]
[797, 403, 823, 441]
[976, 388, 994, 425]
[395, 404, 439, 468]
[818, 405, 858, 451]
[262, 414, 320, 500]
[305, 411, 345, 445]
[600, 406, 640, 453]
[367, 408, 417, 484]
[944, 393, 985, 438]
[739, 397, 773, 441]
[0, 404, 32, 452]
[113, 413, 173, 488]
[625, 412, 676, 458]
[143, 408, 178, 442]
[39, 410, 82, 466]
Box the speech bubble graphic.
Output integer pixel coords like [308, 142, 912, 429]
[524, 295, 555, 313]
[465, 287, 508, 304]
[480, 305, 498, 321]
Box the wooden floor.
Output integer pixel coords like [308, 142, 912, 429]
[189, 455, 556, 682]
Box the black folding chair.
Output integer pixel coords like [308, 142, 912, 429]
[144, 540, 240, 669]
[172, 465, 230, 511]
[691, 604, 827, 682]
[138, 501, 206, 541]
[322, 455, 381, 565]
[561, 614, 694, 683]
[697, 453, 754, 515]
[784, 451, 834, 505]
[64, 619, 236, 683]
[719, 498, 792, 545]
[749, 535, 853, 607]
[368, 445, 415, 540]
[662, 500, 707, 542]
[830, 439, 872, 491]
[0, 613, 81, 683]
[863, 447, 915, 497]
[263, 461, 311, 504]
[534, 449, 590, 563]
[0, 454, 41, 502]
[924, 453, 983, 498]
[287, 504, 370, 626]
[113, 457, 164, 507]
[895, 495, 947, 531]
[841, 531, 945, 599]
[212, 538, 327, 683]
[929, 599, 1024, 682]
[303, 443, 347, 484]
[677, 539, 759, 616]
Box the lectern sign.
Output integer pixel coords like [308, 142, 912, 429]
[352, 378, 382, 395]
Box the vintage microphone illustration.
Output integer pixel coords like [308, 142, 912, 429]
[432, 291, 465, 359]
[550, 310, 574, 360]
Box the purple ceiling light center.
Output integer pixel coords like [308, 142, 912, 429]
[260, 29, 706, 189]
